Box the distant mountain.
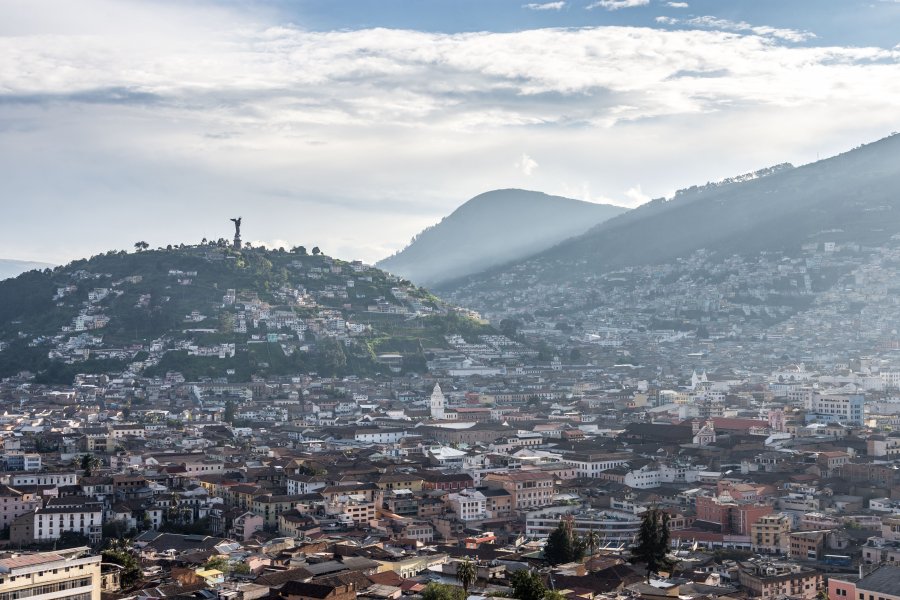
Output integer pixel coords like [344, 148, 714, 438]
[0, 259, 54, 281]
[377, 189, 627, 286]
[0, 245, 492, 384]
[443, 134, 900, 294]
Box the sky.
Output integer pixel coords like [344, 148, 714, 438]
[2, 0, 900, 265]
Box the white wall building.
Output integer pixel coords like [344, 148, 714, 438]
[448, 489, 487, 522]
[430, 384, 446, 420]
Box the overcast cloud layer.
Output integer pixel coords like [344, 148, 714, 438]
[1, 0, 899, 264]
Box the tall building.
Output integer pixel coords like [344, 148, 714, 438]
[483, 471, 554, 510]
[430, 383, 446, 420]
[0, 548, 102, 600]
[803, 392, 864, 424]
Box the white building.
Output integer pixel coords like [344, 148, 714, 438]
[430, 383, 446, 420]
[448, 489, 487, 522]
[353, 428, 408, 444]
[622, 463, 702, 489]
[803, 392, 864, 424]
[17, 503, 103, 545]
[8, 473, 77, 487]
[525, 507, 642, 545]
[567, 454, 631, 479]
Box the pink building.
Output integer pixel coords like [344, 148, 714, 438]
[231, 511, 264, 541]
[0, 485, 41, 529]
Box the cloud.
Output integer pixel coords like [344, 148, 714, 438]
[624, 184, 650, 206]
[587, 0, 649, 10]
[250, 239, 292, 250]
[523, 2, 566, 10]
[516, 153, 539, 176]
[666, 1, 689, 7]
[658, 15, 816, 43]
[0, 0, 899, 264]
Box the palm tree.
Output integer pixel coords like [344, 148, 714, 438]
[456, 558, 477, 596]
[585, 528, 601, 564]
[80, 453, 101, 477]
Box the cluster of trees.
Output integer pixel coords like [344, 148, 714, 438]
[630, 507, 676, 581]
[289, 246, 322, 255]
[101, 547, 142, 589]
[204, 555, 251, 575]
[546, 508, 674, 580]
[421, 510, 673, 600]
[418, 559, 481, 600]
[419, 565, 563, 600]
[79, 453, 102, 477]
[510, 569, 567, 600]
[543, 518, 587, 565]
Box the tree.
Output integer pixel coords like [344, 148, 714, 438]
[585, 528, 601, 563]
[544, 518, 585, 565]
[80, 453, 101, 477]
[133, 241, 149, 252]
[166, 492, 191, 525]
[499, 318, 522, 339]
[316, 338, 347, 375]
[102, 549, 142, 588]
[57, 531, 90, 549]
[455, 558, 477, 595]
[509, 569, 546, 600]
[224, 399, 235, 425]
[554, 321, 573, 333]
[204, 556, 230, 572]
[312, 246, 321, 255]
[630, 507, 675, 582]
[421, 582, 465, 600]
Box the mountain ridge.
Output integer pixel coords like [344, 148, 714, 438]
[440, 134, 900, 295]
[377, 188, 627, 286]
[0, 258, 55, 281]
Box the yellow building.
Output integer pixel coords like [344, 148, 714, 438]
[0, 548, 102, 600]
[251, 495, 299, 529]
[374, 474, 424, 492]
[751, 513, 792, 554]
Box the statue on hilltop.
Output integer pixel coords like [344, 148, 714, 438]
[230, 217, 242, 249]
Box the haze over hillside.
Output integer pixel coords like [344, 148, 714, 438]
[377, 189, 627, 286]
[442, 135, 900, 295]
[0, 259, 54, 281]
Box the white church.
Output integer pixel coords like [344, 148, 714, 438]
[429, 383, 457, 421]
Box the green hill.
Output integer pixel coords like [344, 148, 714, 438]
[0, 244, 492, 383]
